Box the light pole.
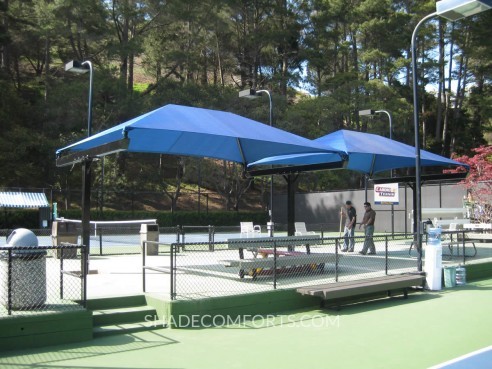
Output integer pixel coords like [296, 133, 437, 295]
[65, 60, 93, 137]
[358, 109, 393, 140]
[377, 110, 393, 140]
[65, 60, 94, 283]
[359, 109, 395, 233]
[411, 0, 491, 271]
[239, 88, 274, 236]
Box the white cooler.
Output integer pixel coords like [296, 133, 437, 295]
[425, 227, 443, 291]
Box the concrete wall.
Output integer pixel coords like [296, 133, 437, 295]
[273, 182, 467, 233]
[0, 310, 92, 352]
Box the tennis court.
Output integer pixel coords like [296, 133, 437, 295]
[430, 346, 492, 368]
[0, 277, 491, 369]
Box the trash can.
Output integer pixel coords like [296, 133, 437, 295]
[443, 266, 457, 288]
[140, 224, 159, 255]
[0, 228, 47, 310]
[52, 221, 78, 259]
[456, 265, 467, 286]
[425, 227, 442, 291]
[267, 222, 274, 237]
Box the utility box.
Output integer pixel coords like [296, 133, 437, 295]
[1, 228, 47, 310]
[140, 224, 159, 255]
[39, 207, 51, 228]
[52, 221, 78, 259]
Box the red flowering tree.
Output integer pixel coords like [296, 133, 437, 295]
[446, 146, 492, 223]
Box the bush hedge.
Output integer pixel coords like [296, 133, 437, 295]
[0, 210, 39, 229]
[59, 210, 269, 227]
[0, 209, 268, 229]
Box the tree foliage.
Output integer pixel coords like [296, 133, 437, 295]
[446, 146, 492, 222]
[0, 0, 490, 209]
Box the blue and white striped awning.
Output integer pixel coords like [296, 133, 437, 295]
[0, 192, 50, 208]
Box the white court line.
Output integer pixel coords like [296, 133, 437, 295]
[428, 345, 492, 368]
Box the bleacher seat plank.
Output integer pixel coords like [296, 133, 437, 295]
[297, 274, 425, 301]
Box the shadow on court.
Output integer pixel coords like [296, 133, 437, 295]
[0, 330, 179, 369]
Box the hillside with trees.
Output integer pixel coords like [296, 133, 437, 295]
[0, 0, 490, 213]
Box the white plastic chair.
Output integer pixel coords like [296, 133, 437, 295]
[240, 222, 261, 238]
[294, 222, 316, 236]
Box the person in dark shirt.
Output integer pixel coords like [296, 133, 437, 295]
[359, 202, 376, 255]
[341, 200, 356, 252]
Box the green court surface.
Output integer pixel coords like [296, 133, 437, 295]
[1, 278, 492, 369]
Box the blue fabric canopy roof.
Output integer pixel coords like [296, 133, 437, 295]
[56, 104, 344, 166]
[249, 129, 468, 175]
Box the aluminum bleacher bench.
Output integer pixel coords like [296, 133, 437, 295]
[297, 273, 425, 309]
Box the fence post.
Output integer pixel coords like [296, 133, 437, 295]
[99, 228, 103, 256]
[208, 225, 214, 251]
[142, 241, 146, 293]
[7, 249, 12, 315]
[335, 238, 339, 282]
[170, 243, 175, 300]
[170, 243, 178, 300]
[60, 248, 64, 299]
[462, 229, 466, 264]
[273, 240, 277, 290]
[385, 235, 389, 275]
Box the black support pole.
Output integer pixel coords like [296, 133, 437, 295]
[409, 182, 422, 272]
[81, 158, 92, 303]
[284, 174, 299, 236]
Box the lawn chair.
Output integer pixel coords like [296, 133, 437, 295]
[240, 222, 261, 238]
[294, 222, 316, 236]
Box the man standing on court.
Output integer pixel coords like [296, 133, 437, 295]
[359, 202, 376, 255]
[341, 200, 356, 252]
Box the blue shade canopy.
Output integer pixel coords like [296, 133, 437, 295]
[249, 130, 468, 175]
[56, 104, 343, 166]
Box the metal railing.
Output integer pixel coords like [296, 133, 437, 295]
[4, 224, 344, 257]
[79, 224, 337, 256]
[142, 234, 424, 301]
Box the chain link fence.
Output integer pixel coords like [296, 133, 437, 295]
[0, 244, 87, 316]
[88, 225, 181, 255]
[141, 234, 426, 300]
[2, 223, 354, 257]
[2, 227, 489, 305]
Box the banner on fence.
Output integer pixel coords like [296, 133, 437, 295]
[374, 183, 399, 205]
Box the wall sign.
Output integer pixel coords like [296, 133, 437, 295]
[374, 183, 399, 205]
